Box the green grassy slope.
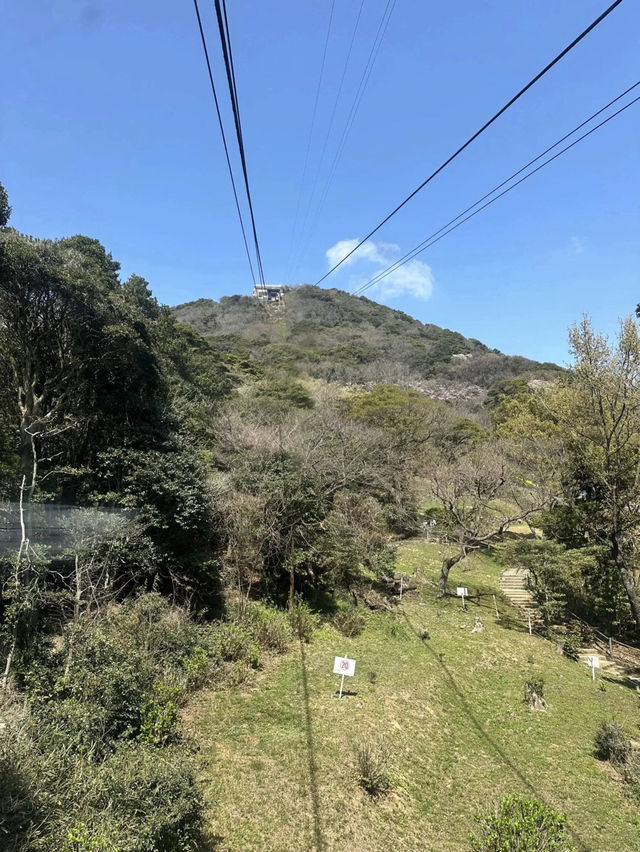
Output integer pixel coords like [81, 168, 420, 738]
[191, 541, 640, 851]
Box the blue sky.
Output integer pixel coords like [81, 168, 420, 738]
[2, 0, 639, 364]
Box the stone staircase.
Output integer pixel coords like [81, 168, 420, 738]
[499, 567, 630, 681]
[499, 567, 539, 625]
[577, 645, 627, 679]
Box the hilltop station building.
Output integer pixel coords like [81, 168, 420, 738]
[253, 284, 287, 303]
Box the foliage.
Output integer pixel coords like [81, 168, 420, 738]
[485, 377, 531, 411]
[545, 317, 640, 632]
[332, 606, 365, 637]
[252, 376, 314, 412]
[503, 539, 587, 625]
[139, 694, 180, 746]
[593, 721, 631, 764]
[470, 794, 574, 851]
[562, 634, 581, 662]
[430, 441, 550, 594]
[214, 395, 414, 600]
[0, 181, 11, 227]
[210, 621, 260, 668]
[0, 720, 205, 852]
[228, 601, 292, 653]
[173, 286, 556, 390]
[288, 599, 318, 642]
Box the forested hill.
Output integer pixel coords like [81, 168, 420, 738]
[172, 286, 561, 401]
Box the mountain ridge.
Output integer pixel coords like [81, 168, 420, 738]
[172, 285, 560, 403]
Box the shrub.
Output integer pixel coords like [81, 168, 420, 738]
[288, 600, 318, 643]
[34, 630, 154, 756]
[471, 794, 574, 851]
[229, 601, 292, 653]
[95, 744, 205, 852]
[593, 721, 631, 764]
[139, 696, 179, 747]
[621, 752, 640, 791]
[562, 635, 580, 661]
[0, 722, 206, 852]
[355, 743, 390, 796]
[181, 646, 212, 689]
[333, 607, 364, 638]
[210, 622, 260, 668]
[0, 732, 44, 851]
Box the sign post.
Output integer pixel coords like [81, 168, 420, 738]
[586, 654, 600, 681]
[528, 612, 532, 635]
[456, 587, 468, 611]
[333, 655, 356, 698]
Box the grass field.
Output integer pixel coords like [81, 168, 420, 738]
[189, 540, 640, 851]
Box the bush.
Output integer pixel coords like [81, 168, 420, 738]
[355, 743, 390, 796]
[210, 622, 260, 668]
[333, 607, 364, 638]
[593, 721, 631, 764]
[181, 646, 212, 689]
[0, 733, 44, 851]
[139, 695, 179, 747]
[94, 744, 205, 851]
[288, 600, 318, 643]
[471, 794, 574, 851]
[229, 601, 292, 653]
[621, 752, 640, 791]
[1, 730, 206, 852]
[35, 629, 154, 757]
[562, 635, 580, 661]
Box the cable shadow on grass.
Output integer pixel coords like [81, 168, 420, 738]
[298, 640, 326, 852]
[400, 608, 592, 852]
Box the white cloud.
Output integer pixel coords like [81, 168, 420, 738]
[325, 238, 434, 301]
[570, 236, 585, 255]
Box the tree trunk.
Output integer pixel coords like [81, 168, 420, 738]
[612, 535, 640, 632]
[288, 564, 295, 608]
[438, 548, 467, 597]
[1, 476, 27, 691]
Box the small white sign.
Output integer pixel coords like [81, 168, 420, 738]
[456, 587, 468, 597]
[587, 655, 600, 669]
[333, 656, 356, 677]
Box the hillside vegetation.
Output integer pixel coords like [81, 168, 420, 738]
[3, 181, 640, 851]
[172, 287, 561, 403]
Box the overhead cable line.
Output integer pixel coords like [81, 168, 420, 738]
[285, 0, 336, 281]
[214, 0, 266, 284]
[315, 0, 625, 285]
[291, 0, 398, 279]
[288, 0, 366, 278]
[352, 85, 640, 296]
[354, 79, 640, 295]
[192, 0, 256, 284]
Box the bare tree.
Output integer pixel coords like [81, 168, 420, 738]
[430, 442, 550, 595]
